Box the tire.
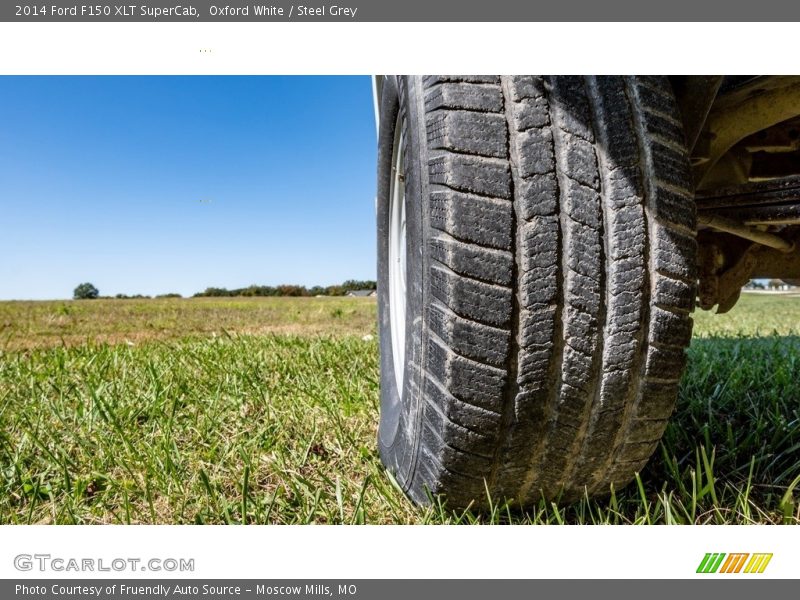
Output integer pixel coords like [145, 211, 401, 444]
[377, 76, 697, 508]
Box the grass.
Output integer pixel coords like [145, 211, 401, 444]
[0, 297, 377, 351]
[1, 293, 799, 524]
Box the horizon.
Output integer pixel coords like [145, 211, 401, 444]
[0, 76, 377, 300]
[13, 277, 379, 302]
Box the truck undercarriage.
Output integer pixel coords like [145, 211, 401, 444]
[676, 76, 800, 312]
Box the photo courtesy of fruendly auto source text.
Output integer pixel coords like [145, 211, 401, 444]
[0, 1, 798, 595]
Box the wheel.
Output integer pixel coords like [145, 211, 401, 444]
[377, 76, 697, 508]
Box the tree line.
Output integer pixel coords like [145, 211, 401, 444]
[193, 280, 377, 297]
[73, 280, 377, 300]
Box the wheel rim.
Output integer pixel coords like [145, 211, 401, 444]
[388, 122, 407, 396]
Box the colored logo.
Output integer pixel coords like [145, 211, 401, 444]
[696, 553, 773, 574]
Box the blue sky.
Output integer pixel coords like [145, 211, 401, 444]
[0, 76, 376, 300]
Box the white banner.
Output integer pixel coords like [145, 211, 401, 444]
[0, 525, 796, 579]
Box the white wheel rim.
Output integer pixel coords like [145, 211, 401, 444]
[388, 124, 407, 395]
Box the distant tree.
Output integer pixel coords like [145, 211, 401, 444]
[341, 279, 377, 292]
[156, 293, 182, 298]
[276, 284, 308, 297]
[768, 279, 783, 290]
[73, 282, 99, 300]
[196, 287, 232, 297]
[325, 285, 345, 296]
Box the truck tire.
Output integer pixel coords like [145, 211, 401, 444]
[377, 76, 696, 508]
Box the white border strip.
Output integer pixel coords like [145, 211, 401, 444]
[0, 525, 795, 579]
[0, 23, 799, 75]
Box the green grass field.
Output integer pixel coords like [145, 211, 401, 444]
[1, 293, 799, 524]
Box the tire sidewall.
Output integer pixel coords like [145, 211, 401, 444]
[377, 76, 427, 491]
